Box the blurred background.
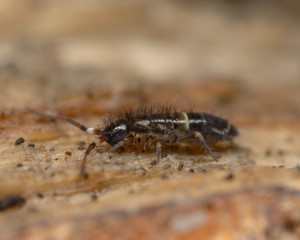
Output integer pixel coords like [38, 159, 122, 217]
[0, 0, 299, 111]
[1, 1, 300, 238]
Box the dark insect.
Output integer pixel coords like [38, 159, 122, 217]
[27, 106, 238, 179]
[0, 195, 26, 211]
[15, 137, 25, 145]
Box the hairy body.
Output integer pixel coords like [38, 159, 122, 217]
[27, 106, 238, 178]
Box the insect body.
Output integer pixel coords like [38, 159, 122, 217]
[27, 106, 238, 178]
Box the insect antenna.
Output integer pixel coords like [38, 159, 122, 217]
[26, 107, 102, 136]
[27, 107, 105, 180]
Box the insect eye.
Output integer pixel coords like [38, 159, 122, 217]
[102, 123, 128, 146]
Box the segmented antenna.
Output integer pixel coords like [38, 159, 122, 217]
[26, 107, 101, 135]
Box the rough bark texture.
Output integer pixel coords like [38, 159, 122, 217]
[0, 1, 300, 239]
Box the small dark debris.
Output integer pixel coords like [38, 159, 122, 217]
[0, 195, 26, 211]
[150, 160, 157, 166]
[140, 167, 147, 175]
[16, 163, 23, 167]
[177, 162, 184, 171]
[37, 192, 44, 198]
[162, 163, 171, 170]
[1, 112, 5, 117]
[28, 207, 38, 213]
[189, 168, 195, 173]
[54, 158, 59, 161]
[225, 172, 234, 180]
[28, 143, 35, 148]
[91, 194, 98, 201]
[77, 141, 86, 150]
[117, 147, 125, 153]
[83, 172, 89, 179]
[265, 149, 271, 156]
[161, 152, 167, 158]
[65, 151, 72, 156]
[278, 150, 284, 156]
[77, 145, 85, 150]
[141, 167, 147, 171]
[86, 90, 94, 99]
[97, 149, 105, 153]
[283, 216, 300, 233]
[15, 137, 25, 145]
[27, 167, 35, 172]
[160, 174, 168, 180]
[53, 192, 58, 196]
[50, 147, 55, 152]
[5, 62, 19, 74]
[205, 202, 215, 210]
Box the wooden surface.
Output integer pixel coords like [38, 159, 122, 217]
[0, 1, 300, 239]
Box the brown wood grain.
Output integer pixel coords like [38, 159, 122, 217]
[0, 1, 300, 239]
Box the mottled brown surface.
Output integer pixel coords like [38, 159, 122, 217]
[0, 1, 300, 239]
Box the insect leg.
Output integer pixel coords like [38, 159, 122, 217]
[108, 141, 125, 153]
[80, 142, 96, 180]
[156, 142, 162, 164]
[193, 131, 218, 162]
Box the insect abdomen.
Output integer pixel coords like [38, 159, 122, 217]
[127, 110, 237, 143]
[187, 112, 238, 139]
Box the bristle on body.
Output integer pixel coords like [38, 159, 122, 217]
[27, 105, 239, 179]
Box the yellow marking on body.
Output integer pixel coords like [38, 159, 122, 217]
[177, 112, 189, 130]
[226, 122, 231, 134]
